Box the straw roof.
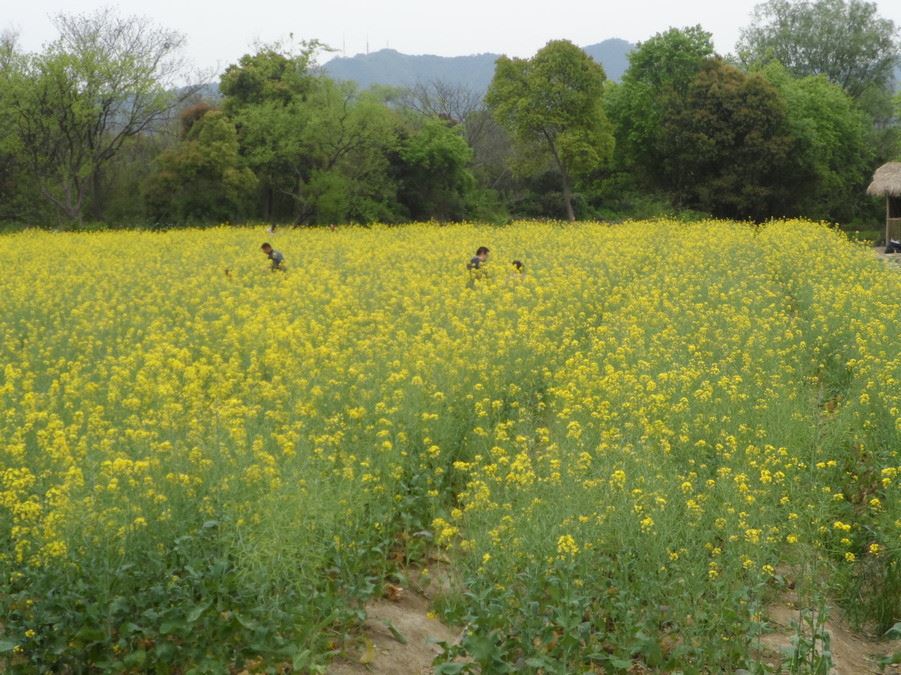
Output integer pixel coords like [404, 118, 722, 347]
[867, 162, 901, 197]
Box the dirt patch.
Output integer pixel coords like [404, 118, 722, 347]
[760, 596, 900, 674]
[328, 568, 461, 675]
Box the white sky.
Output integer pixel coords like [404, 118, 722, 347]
[6, 0, 901, 76]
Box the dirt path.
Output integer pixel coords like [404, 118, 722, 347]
[760, 597, 900, 674]
[328, 569, 461, 675]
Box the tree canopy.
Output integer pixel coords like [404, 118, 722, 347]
[737, 0, 900, 99]
[8, 9, 195, 224]
[487, 40, 614, 221]
[0, 13, 898, 229]
[607, 27, 715, 191]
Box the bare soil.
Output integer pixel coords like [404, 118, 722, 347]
[760, 594, 900, 674]
[328, 567, 461, 675]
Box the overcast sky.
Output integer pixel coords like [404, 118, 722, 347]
[6, 0, 901, 76]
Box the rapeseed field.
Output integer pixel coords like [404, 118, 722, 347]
[0, 221, 898, 672]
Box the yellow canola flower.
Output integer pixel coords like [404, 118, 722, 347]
[556, 534, 579, 559]
[0, 218, 898, 666]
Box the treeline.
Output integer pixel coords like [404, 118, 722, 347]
[0, 0, 899, 229]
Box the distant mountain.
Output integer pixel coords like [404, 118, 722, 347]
[323, 50, 501, 93]
[581, 38, 633, 82]
[321, 39, 635, 94]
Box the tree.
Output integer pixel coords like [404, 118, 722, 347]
[9, 9, 197, 224]
[0, 30, 48, 223]
[737, 0, 900, 99]
[486, 40, 614, 221]
[398, 80, 507, 221]
[144, 109, 257, 223]
[0, 29, 16, 71]
[606, 26, 715, 191]
[231, 75, 401, 224]
[759, 63, 873, 221]
[220, 41, 321, 111]
[399, 80, 484, 126]
[221, 44, 405, 224]
[660, 60, 799, 220]
[392, 117, 475, 221]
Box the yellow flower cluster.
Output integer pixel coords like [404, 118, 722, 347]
[0, 220, 898, 667]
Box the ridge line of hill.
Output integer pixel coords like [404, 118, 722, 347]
[320, 38, 635, 93]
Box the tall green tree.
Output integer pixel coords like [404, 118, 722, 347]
[144, 109, 257, 223]
[219, 42, 320, 111]
[759, 63, 873, 221]
[230, 75, 401, 224]
[9, 9, 196, 225]
[486, 40, 614, 221]
[660, 60, 799, 220]
[222, 45, 404, 224]
[606, 27, 715, 192]
[0, 31, 29, 222]
[737, 0, 899, 99]
[393, 117, 476, 221]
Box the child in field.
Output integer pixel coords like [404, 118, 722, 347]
[261, 242, 285, 271]
[467, 246, 490, 287]
[468, 246, 490, 271]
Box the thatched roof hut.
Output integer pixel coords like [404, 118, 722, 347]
[867, 162, 901, 198]
[867, 162, 901, 249]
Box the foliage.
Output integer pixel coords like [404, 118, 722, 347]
[487, 40, 614, 221]
[759, 63, 874, 222]
[0, 17, 898, 227]
[0, 34, 41, 224]
[219, 41, 322, 111]
[393, 117, 476, 221]
[268, 80, 398, 224]
[607, 26, 715, 191]
[6, 8, 194, 225]
[737, 0, 900, 99]
[657, 60, 800, 219]
[144, 110, 257, 224]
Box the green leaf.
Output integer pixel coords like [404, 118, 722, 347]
[187, 601, 211, 623]
[123, 649, 147, 667]
[159, 621, 181, 635]
[234, 613, 259, 631]
[0, 639, 18, 653]
[292, 648, 312, 669]
[74, 626, 105, 642]
[434, 663, 466, 675]
[121, 622, 142, 635]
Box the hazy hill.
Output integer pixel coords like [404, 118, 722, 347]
[322, 38, 635, 93]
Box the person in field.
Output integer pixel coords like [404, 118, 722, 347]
[511, 260, 525, 275]
[468, 246, 490, 271]
[261, 242, 285, 271]
[467, 246, 490, 287]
